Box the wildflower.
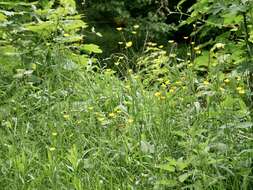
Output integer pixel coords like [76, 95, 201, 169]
[97, 117, 105, 122]
[127, 118, 134, 124]
[133, 24, 140, 29]
[175, 81, 183, 86]
[49, 147, 56, 151]
[125, 41, 133, 48]
[191, 42, 195, 45]
[31, 63, 37, 70]
[168, 40, 174, 44]
[187, 52, 191, 56]
[236, 87, 243, 91]
[160, 96, 166, 100]
[147, 42, 157, 46]
[170, 86, 177, 93]
[118, 41, 124, 45]
[125, 85, 131, 90]
[63, 114, 70, 120]
[154, 92, 161, 97]
[238, 90, 245, 94]
[109, 112, 116, 118]
[203, 80, 209, 85]
[183, 36, 189, 40]
[63, 33, 70, 37]
[224, 79, 230, 83]
[237, 87, 245, 94]
[165, 80, 170, 85]
[128, 69, 133, 74]
[52, 132, 57, 136]
[161, 83, 166, 89]
[194, 46, 200, 51]
[132, 31, 137, 35]
[159, 45, 164, 49]
[116, 27, 123, 31]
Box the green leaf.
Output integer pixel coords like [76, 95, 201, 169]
[0, 12, 6, 21]
[62, 20, 88, 32]
[223, 13, 243, 25]
[176, 160, 189, 171]
[178, 172, 192, 183]
[156, 179, 178, 187]
[140, 140, 155, 154]
[24, 21, 56, 35]
[80, 44, 103, 54]
[157, 164, 175, 172]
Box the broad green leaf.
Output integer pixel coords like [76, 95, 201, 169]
[140, 140, 155, 154]
[178, 172, 192, 183]
[176, 160, 189, 171]
[80, 44, 103, 54]
[223, 13, 243, 25]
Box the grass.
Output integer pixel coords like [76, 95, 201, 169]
[0, 46, 252, 190]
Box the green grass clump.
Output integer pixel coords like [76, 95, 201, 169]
[0, 46, 252, 190]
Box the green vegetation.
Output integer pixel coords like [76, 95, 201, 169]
[0, 0, 252, 189]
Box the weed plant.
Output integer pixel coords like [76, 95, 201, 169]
[0, 0, 253, 190]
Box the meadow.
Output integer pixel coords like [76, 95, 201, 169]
[0, 0, 253, 189]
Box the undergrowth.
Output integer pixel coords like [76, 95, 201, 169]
[0, 0, 253, 190]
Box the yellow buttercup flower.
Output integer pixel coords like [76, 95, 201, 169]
[52, 132, 57, 136]
[203, 80, 209, 85]
[116, 27, 123, 31]
[63, 114, 70, 120]
[63, 33, 70, 37]
[133, 24, 140, 29]
[160, 96, 166, 100]
[238, 89, 245, 94]
[125, 41, 133, 48]
[224, 79, 230, 83]
[109, 112, 116, 118]
[154, 92, 161, 97]
[127, 118, 134, 124]
[49, 147, 56, 151]
[194, 46, 200, 51]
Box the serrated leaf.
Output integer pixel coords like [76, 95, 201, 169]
[24, 21, 56, 35]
